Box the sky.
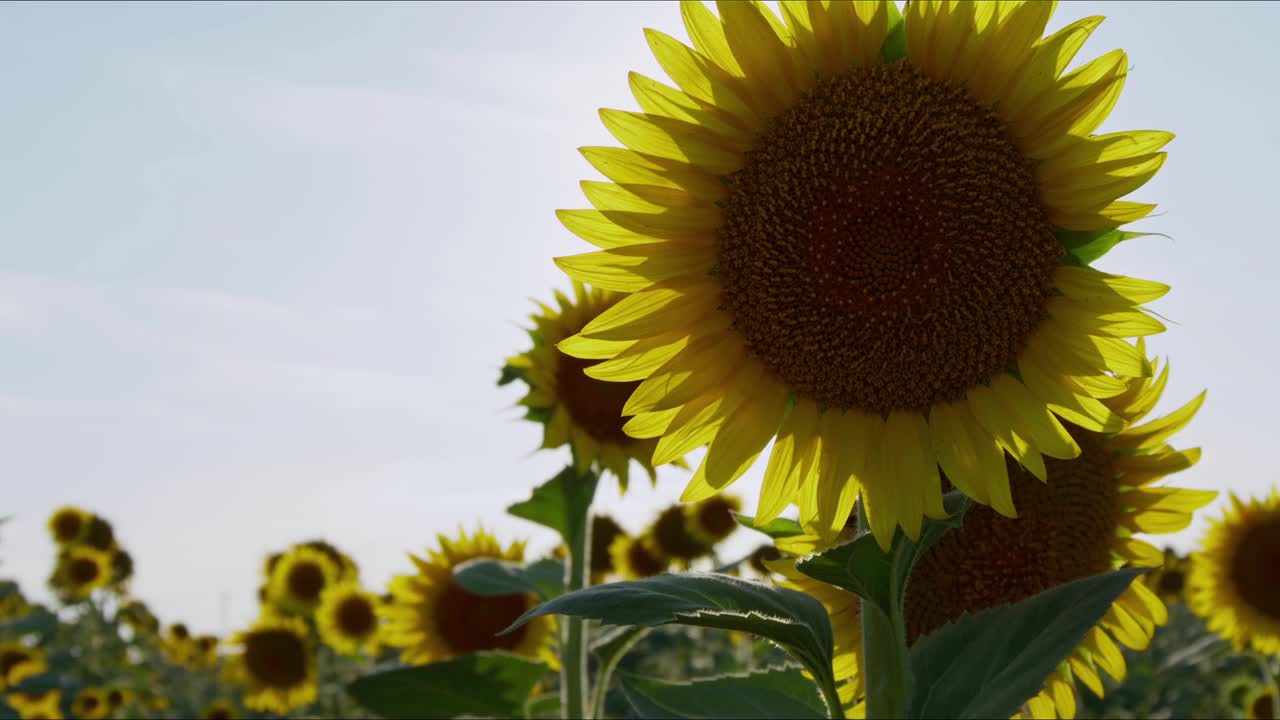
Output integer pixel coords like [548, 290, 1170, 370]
[1, 1, 1277, 636]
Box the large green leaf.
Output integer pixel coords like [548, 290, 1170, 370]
[347, 652, 547, 720]
[620, 667, 826, 719]
[907, 568, 1147, 719]
[734, 513, 804, 539]
[881, 1, 907, 62]
[507, 466, 599, 544]
[453, 557, 564, 600]
[504, 573, 835, 699]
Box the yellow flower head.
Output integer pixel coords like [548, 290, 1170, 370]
[0, 584, 30, 621]
[4, 690, 62, 720]
[316, 584, 382, 656]
[505, 282, 681, 490]
[1189, 489, 1280, 655]
[71, 689, 109, 720]
[191, 635, 220, 669]
[609, 533, 671, 580]
[47, 507, 90, 546]
[1144, 548, 1190, 605]
[110, 550, 134, 589]
[774, 356, 1211, 718]
[588, 515, 627, 581]
[299, 539, 360, 584]
[266, 546, 340, 617]
[554, 0, 1177, 549]
[198, 700, 241, 720]
[649, 504, 713, 563]
[82, 516, 115, 553]
[382, 528, 555, 666]
[103, 688, 131, 712]
[51, 546, 112, 600]
[162, 622, 194, 664]
[226, 615, 316, 715]
[0, 642, 46, 690]
[1247, 688, 1277, 720]
[685, 495, 742, 547]
[116, 599, 158, 635]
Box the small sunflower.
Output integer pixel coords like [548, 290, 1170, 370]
[649, 504, 713, 564]
[504, 282, 680, 490]
[382, 528, 555, 665]
[610, 533, 670, 579]
[1248, 688, 1278, 720]
[556, 0, 1176, 549]
[162, 623, 194, 664]
[103, 688, 131, 713]
[47, 507, 90, 546]
[300, 539, 360, 584]
[198, 700, 241, 720]
[110, 550, 134, 589]
[226, 615, 316, 715]
[775, 355, 1212, 718]
[0, 642, 45, 690]
[266, 546, 340, 616]
[685, 495, 741, 546]
[116, 600, 159, 635]
[746, 544, 782, 577]
[192, 635, 220, 668]
[51, 547, 112, 599]
[1144, 547, 1190, 605]
[71, 689, 109, 720]
[0, 584, 30, 620]
[1189, 490, 1280, 654]
[589, 515, 627, 581]
[316, 584, 382, 656]
[4, 690, 62, 720]
[83, 516, 115, 553]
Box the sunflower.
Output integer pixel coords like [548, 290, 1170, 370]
[198, 700, 241, 720]
[649, 504, 713, 564]
[382, 528, 555, 666]
[746, 544, 782, 577]
[117, 600, 159, 636]
[589, 515, 628, 581]
[0, 584, 29, 621]
[51, 547, 112, 599]
[192, 635, 221, 668]
[504, 282, 680, 489]
[555, 0, 1175, 548]
[161, 623, 193, 664]
[71, 689, 109, 720]
[1144, 547, 1190, 605]
[774, 356, 1212, 718]
[610, 533, 671, 579]
[1189, 490, 1280, 654]
[110, 550, 133, 589]
[103, 688, 131, 713]
[316, 584, 382, 656]
[685, 495, 741, 546]
[0, 642, 45, 690]
[4, 690, 62, 720]
[226, 615, 316, 715]
[47, 507, 90, 546]
[1248, 687, 1278, 720]
[266, 546, 340, 616]
[300, 539, 360, 584]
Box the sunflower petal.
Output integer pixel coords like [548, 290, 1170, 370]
[760, 399, 821, 524]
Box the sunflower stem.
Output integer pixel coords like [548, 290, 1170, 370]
[857, 502, 911, 720]
[816, 666, 846, 719]
[561, 467, 597, 719]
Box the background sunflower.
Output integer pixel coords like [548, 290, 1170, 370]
[1189, 490, 1280, 655]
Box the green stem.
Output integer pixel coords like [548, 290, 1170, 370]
[815, 666, 846, 719]
[590, 629, 645, 720]
[562, 476, 597, 719]
[862, 604, 910, 719]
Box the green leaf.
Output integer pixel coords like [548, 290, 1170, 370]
[525, 693, 561, 719]
[734, 513, 804, 540]
[620, 667, 826, 719]
[507, 466, 599, 544]
[504, 573, 836, 703]
[907, 568, 1148, 719]
[498, 363, 527, 387]
[0, 608, 57, 638]
[1056, 229, 1149, 267]
[881, 1, 907, 62]
[348, 652, 548, 720]
[591, 626, 651, 713]
[453, 558, 564, 600]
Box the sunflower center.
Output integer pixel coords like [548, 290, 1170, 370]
[336, 596, 376, 637]
[85, 517, 114, 551]
[718, 63, 1060, 414]
[205, 709, 233, 720]
[286, 562, 326, 603]
[590, 516, 625, 575]
[171, 624, 190, 640]
[1230, 518, 1280, 620]
[435, 582, 529, 653]
[68, 557, 101, 585]
[0, 650, 30, 678]
[1253, 693, 1277, 720]
[53, 513, 82, 542]
[81, 696, 100, 711]
[1158, 568, 1185, 595]
[555, 352, 639, 445]
[904, 429, 1116, 642]
[106, 690, 124, 708]
[626, 540, 667, 578]
[696, 498, 739, 541]
[243, 629, 308, 688]
[652, 506, 709, 560]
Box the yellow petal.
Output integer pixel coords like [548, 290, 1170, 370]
[1038, 130, 1174, 186]
[624, 332, 746, 415]
[580, 146, 728, 201]
[628, 71, 753, 147]
[682, 0, 746, 77]
[1113, 447, 1201, 487]
[759, 399, 821, 524]
[928, 400, 992, 507]
[1085, 627, 1126, 682]
[700, 378, 791, 492]
[717, 0, 800, 114]
[1017, 49, 1128, 158]
[1043, 154, 1166, 213]
[1068, 653, 1105, 699]
[654, 361, 763, 465]
[1112, 391, 1206, 450]
[585, 328, 697, 382]
[557, 333, 634, 360]
[989, 374, 1080, 460]
[578, 276, 720, 341]
[599, 108, 744, 176]
[1019, 349, 1124, 432]
[1046, 297, 1166, 338]
[644, 28, 760, 131]
[555, 241, 715, 292]
[623, 406, 682, 439]
[1053, 266, 1170, 308]
[1115, 537, 1163, 567]
[999, 15, 1103, 121]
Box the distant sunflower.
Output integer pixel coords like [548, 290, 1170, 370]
[4, 690, 62, 720]
[1189, 490, 1280, 654]
[52, 546, 112, 599]
[1144, 548, 1190, 605]
[555, 0, 1174, 549]
[775, 355, 1212, 717]
[104, 688, 131, 713]
[117, 600, 159, 635]
[83, 516, 115, 553]
[382, 528, 555, 665]
[71, 689, 109, 720]
[685, 495, 741, 546]
[589, 515, 627, 581]
[226, 615, 316, 715]
[504, 282, 680, 490]
[610, 533, 670, 579]
[192, 635, 220, 668]
[650, 504, 712, 564]
[316, 584, 381, 656]
[1248, 688, 1277, 720]
[266, 546, 340, 616]
[198, 700, 241, 720]
[300, 539, 360, 584]
[163, 623, 194, 665]
[0, 584, 29, 620]
[47, 507, 90, 546]
[746, 544, 782, 577]
[0, 642, 46, 690]
[110, 550, 134, 589]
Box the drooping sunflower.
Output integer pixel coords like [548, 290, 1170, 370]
[610, 533, 671, 579]
[504, 282, 682, 489]
[0, 642, 46, 690]
[555, 0, 1174, 548]
[110, 550, 134, 589]
[382, 528, 555, 666]
[1247, 688, 1277, 720]
[266, 546, 340, 617]
[774, 356, 1212, 718]
[1144, 547, 1190, 605]
[589, 515, 628, 581]
[71, 689, 109, 720]
[1188, 490, 1280, 654]
[83, 516, 115, 553]
[197, 700, 241, 720]
[4, 690, 63, 720]
[47, 507, 90, 546]
[225, 615, 316, 715]
[316, 584, 382, 656]
[51, 546, 112, 599]
[685, 495, 742, 546]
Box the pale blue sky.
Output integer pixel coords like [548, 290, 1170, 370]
[1, 1, 1276, 635]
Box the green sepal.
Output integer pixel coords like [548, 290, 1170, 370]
[881, 1, 907, 63]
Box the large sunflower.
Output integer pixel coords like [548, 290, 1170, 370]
[505, 282, 676, 489]
[225, 615, 316, 715]
[1188, 490, 1280, 654]
[316, 584, 382, 656]
[774, 355, 1212, 718]
[555, 0, 1173, 547]
[266, 546, 340, 617]
[382, 528, 555, 665]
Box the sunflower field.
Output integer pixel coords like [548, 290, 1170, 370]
[3, 1, 1278, 719]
